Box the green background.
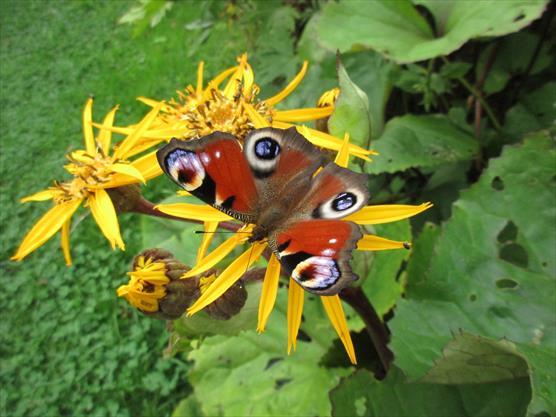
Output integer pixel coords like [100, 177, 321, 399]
[1, 1, 554, 416]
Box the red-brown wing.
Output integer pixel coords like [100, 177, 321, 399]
[243, 127, 323, 199]
[269, 219, 362, 295]
[298, 163, 370, 220]
[157, 133, 259, 222]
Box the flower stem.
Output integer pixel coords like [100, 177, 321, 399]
[442, 56, 502, 131]
[130, 197, 240, 232]
[340, 286, 393, 379]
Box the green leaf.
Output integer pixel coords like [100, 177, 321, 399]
[172, 395, 205, 417]
[504, 81, 556, 141]
[187, 290, 352, 417]
[389, 134, 556, 415]
[330, 367, 531, 417]
[422, 331, 529, 384]
[328, 60, 371, 148]
[341, 52, 396, 140]
[478, 32, 554, 95]
[317, 0, 547, 63]
[366, 115, 478, 174]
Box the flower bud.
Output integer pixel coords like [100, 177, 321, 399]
[316, 87, 340, 133]
[202, 274, 248, 320]
[117, 248, 196, 320]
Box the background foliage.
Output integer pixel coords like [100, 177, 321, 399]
[1, 0, 554, 416]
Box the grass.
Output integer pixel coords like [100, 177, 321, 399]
[0, 1, 266, 415]
[0, 0, 328, 414]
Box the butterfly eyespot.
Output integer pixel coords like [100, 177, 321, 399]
[166, 149, 205, 191]
[292, 256, 341, 290]
[244, 131, 284, 177]
[314, 188, 367, 219]
[254, 138, 281, 160]
[332, 192, 356, 211]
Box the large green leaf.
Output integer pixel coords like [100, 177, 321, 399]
[389, 134, 556, 415]
[421, 331, 529, 384]
[328, 60, 371, 148]
[366, 115, 478, 174]
[186, 289, 352, 417]
[317, 0, 547, 63]
[504, 81, 556, 141]
[330, 367, 531, 417]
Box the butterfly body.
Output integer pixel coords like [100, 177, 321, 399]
[157, 127, 369, 295]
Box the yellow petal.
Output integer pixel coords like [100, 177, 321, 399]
[222, 62, 244, 99]
[61, 218, 72, 266]
[91, 123, 133, 137]
[197, 221, 219, 262]
[82, 97, 95, 154]
[264, 61, 308, 106]
[98, 105, 119, 154]
[182, 233, 243, 279]
[137, 96, 172, 112]
[243, 102, 270, 128]
[20, 189, 54, 203]
[274, 122, 372, 160]
[130, 150, 163, 181]
[257, 254, 281, 333]
[88, 189, 125, 250]
[334, 132, 350, 168]
[357, 234, 409, 251]
[244, 64, 255, 93]
[187, 241, 266, 315]
[345, 203, 433, 225]
[321, 295, 357, 365]
[11, 199, 82, 261]
[206, 65, 237, 93]
[113, 102, 162, 160]
[274, 107, 334, 122]
[108, 163, 145, 184]
[196, 60, 204, 95]
[287, 278, 305, 354]
[155, 203, 232, 222]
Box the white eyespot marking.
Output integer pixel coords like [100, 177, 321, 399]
[321, 248, 335, 257]
[292, 256, 341, 290]
[214, 150, 221, 159]
[317, 188, 367, 219]
[166, 149, 205, 191]
[244, 130, 283, 176]
[329, 238, 337, 244]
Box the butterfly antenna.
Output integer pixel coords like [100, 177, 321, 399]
[243, 242, 257, 279]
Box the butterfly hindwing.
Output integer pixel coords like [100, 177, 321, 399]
[301, 163, 370, 220]
[156, 134, 259, 222]
[270, 220, 361, 295]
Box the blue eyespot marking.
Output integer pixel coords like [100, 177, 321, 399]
[254, 138, 280, 160]
[332, 192, 356, 211]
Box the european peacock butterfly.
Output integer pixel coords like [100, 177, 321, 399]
[156, 127, 369, 295]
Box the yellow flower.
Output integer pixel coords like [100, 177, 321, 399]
[317, 87, 340, 108]
[157, 133, 432, 364]
[11, 98, 163, 265]
[117, 255, 169, 313]
[100, 54, 372, 162]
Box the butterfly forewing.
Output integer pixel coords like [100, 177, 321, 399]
[157, 134, 259, 222]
